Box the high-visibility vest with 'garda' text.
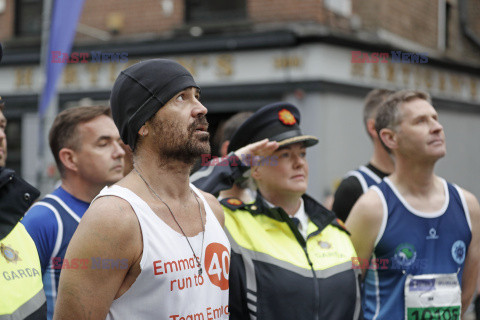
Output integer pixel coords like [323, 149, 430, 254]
[0, 223, 46, 319]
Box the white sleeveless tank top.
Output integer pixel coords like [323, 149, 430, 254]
[95, 184, 230, 320]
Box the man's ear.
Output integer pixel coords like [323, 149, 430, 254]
[220, 141, 229, 157]
[138, 124, 148, 137]
[366, 118, 378, 139]
[251, 165, 261, 181]
[379, 128, 397, 150]
[58, 148, 78, 173]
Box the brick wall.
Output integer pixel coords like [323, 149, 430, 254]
[0, 0, 478, 64]
[0, 0, 15, 41]
[461, 0, 480, 62]
[353, 0, 479, 63]
[248, 0, 324, 24]
[469, 0, 480, 35]
[77, 0, 353, 42]
[353, 0, 439, 49]
[76, 0, 184, 42]
[352, 0, 381, 30]
[382, 0, 438, 49]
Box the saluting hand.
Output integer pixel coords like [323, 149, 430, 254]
[234, 138, 279, 167]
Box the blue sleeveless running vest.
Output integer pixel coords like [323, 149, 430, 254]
[346, 165, 383, 193]
[23, 187, 89, 320]
[41, 195, 83, 319]
[363, 178, 472, 320]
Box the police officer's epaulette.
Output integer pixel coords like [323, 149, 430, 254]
[220, 198, 247, 211]
[331, 218, 350, 235]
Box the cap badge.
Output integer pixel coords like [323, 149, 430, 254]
[278, 109, 296, 126]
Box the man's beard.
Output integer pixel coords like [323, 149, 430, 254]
[152, 115, 210, 165]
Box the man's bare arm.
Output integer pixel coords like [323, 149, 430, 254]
[460, 189, 480, 317]
[53, 197, 142, 320]
[202, 191, 225, 227]
[345, 189, 384, 279]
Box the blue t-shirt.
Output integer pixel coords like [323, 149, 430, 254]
[362, 178, 472, 320]
[21, 186, 89, 320]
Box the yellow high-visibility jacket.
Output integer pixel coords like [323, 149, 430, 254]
[0, 167, 45, 319]
[0, 223, 46, 319]
[222, 194, 361, 320]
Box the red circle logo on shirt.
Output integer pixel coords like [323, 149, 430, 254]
[204, 243, 230, 290]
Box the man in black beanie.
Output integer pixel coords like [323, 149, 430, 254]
[54, 59, 230, 320]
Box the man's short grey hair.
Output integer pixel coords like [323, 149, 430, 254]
[363, 89, 394, 138]
[375, 90, 432, 152]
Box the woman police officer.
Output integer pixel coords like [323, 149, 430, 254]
[193, 102, 361, 320]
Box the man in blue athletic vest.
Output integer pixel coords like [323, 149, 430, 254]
[346, 90, 480, 319]
[21, 106, 125, 319]
[332, 89, 394, 222]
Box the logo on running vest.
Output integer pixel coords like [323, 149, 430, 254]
[204, 243, 230, 290]
[392, 243, 417, 268]
[426, 228, 439, 240]
[0, 243, 21, 263]
[451, 240, 466, 264]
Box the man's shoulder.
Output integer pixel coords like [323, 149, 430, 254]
[24, 190, 66, 215]
[25, 191, 59, 213]
[452, 184, 480, 217]
[337, 164, 378, 192]
[332, 174, 365, 221]
[336, 175, 363, 194]
[449, 182, 476, 201]
[22, 188, 87, 228]
[349, 187, 385, 219]
[22, 198, 59, 229]
[90, 193, 132, 211]
[76, 195, 141, 249]
[86, 194, 137, 225]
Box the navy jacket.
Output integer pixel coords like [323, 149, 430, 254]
[0, 167, 40, 240]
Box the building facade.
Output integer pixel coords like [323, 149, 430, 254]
[0, 0, 479, 200]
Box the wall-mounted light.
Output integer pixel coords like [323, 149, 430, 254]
[106, 12, 125, 35]
[190, 26, 203, 37]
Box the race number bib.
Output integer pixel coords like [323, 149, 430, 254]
[405, 273, 461, 320]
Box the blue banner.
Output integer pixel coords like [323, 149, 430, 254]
[39, 0, 85, 117]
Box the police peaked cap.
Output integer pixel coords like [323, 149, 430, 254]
[227, 102, 318, 152]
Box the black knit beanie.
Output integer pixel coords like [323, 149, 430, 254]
[110, 59, 199, 150]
